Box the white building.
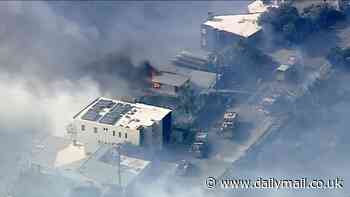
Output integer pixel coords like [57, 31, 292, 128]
[30, 136, 152, 193]
[70, 97, 172, 152]
[201, 13, 263, 50]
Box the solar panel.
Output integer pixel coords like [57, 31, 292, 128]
[99, 103, 133, 125]
[81, 99, 116, 122]
[81, 109, 102, 121]
[92, 99, 115, 109]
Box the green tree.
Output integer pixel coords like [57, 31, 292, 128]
[328, 47, 350, 68]
[259, 3, 345, 44]
[259, 4, 300, 32]
[303, 4, 345, 30]
[178, 84, 196, 115]
[220, 40, 271, 70]
[282, 22, 298, 42]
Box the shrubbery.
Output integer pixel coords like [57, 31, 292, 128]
[258, 3, 346, 44]
[215, 40, 273, 77]
[302, 3, 346, 30]
[222, 41, 270, 66]
[327, 47, 350, 68]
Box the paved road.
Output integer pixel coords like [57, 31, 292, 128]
[219, 72, 350, 197]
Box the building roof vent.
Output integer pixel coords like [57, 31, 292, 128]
[208, 12, 214, 20]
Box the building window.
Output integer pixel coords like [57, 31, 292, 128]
[125, 133, 128, 139]
[94, 127, 98, 134]
[119, 132, 121, 138]
[153, 82, 161, 89]
[81, 125, 85, 131]
[140, 129, 144, 146]
[201, 38, 207, 47]
[103, 128, 108, 132]
[113, 131, 116, 136]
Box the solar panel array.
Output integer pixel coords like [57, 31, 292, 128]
[81, 108, 102, 121]
[93, 99, 115, 109]
[99, 103, 133, 125]
[81, 99, 116, 121]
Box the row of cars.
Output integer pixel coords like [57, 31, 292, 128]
[175, 110, 239, 176]
[220, 110, 238, 138]
[175, 132, 209, 176]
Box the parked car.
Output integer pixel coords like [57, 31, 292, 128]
[175, 160, 193, 176]
[195, 132, 209, 143]
[190, 142, 208, 158]
[220, 111, 238, 138]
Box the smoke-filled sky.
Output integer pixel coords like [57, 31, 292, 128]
[0, 0, 248, 130]
[0, 1, 247, 196]
[3, 1, 348, 197]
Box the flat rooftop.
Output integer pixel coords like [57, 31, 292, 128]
[277, 64, 291, 72]
[155, 64, 217, 91]
[31, 136, 87, 171]
[79, 145, 151, 186]
[152, 72, 189, 87]
[74, 97, 172, 129]
[203, 13, 262, 38]
[177, 49, 211, 61]
[31, 136, 151, 186]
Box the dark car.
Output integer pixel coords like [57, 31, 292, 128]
[190, 142, 208, 158]
[175, 160, 193, 176]
[195, 132, 209, 143]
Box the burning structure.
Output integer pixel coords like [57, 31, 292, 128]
[69, 97, 172, 152]
[151, 71, 190, 96]
[148, 64, 217, 97]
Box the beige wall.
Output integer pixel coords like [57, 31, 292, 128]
[72, 118, 164, 151]
[73, 119, 140, 150]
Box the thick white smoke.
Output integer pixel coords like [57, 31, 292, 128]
[0, 1, 251, 196]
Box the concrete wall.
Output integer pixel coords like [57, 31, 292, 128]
[72, 116, 169, 151]
[201, 24, 242, 51]
[201, 24, 218, 51]
[72, 119, 140, 152]
[201, 24, 262, 51]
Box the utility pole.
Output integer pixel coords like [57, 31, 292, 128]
[112, 143, 122, 188]
[117, 145, 121, 188]
[213, 52, 222, 92]
[116, 143, 127, 197]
